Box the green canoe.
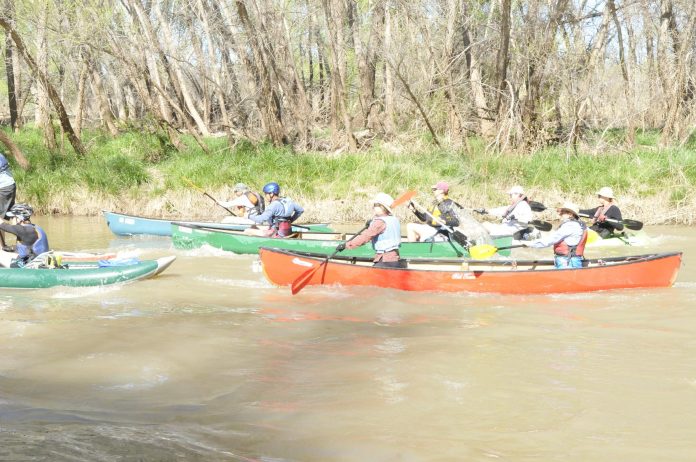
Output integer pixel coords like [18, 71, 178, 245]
[171, 224, 513, 258]
[0, 256, 176, 289]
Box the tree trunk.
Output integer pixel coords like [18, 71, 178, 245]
[0, 130, 29, 169]
[0, 18, 86, 156]
[34, 3, 56, 149]
[73, 58, 89, 137]
[3, 0, 18, 131]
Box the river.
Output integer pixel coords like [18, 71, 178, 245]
[1, 217, 694, 461]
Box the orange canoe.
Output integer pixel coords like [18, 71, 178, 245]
[258, 247, 682, 295]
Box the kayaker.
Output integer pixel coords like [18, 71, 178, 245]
[0, 152, 17, 250]
[338, 192, 406, 268]
[523, 202, 588, 269]
[406, 181, 460, 242]
[244, 182, 304, 237]
[580, 186, 624, 239]
[478, 185, 538, 239]
[0, 203, 50, 268]
[218, 182, 265, 218]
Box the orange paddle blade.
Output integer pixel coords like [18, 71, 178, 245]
[392, 190, 417, 208]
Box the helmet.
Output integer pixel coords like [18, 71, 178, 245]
[372, 192, 394, 214]
[6, 203, 33, 221]
[262, 182, 280, 195]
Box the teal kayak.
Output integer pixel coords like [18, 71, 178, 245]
[0, 256, 176, 289]
[103, 210, 334, 236]
[171, 224, 513, 258]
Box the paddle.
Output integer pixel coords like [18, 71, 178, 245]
[290, 189, 417, 295]
[529, 219, 553, 232]
[410, 200, 470, 247]
[469, 243, 526, 260]
[182, 176, 236, 215]
[578, 212, 643, 231]
[473, 207, 552, 231]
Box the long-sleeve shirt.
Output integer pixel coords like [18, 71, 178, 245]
[345, 219, 399, 262]
[527, 219, 584, 248]
[489, 200, 533, 225]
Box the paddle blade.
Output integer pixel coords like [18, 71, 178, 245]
[586, 229, 600, 244]
[291, 262, 325, 295]
[182, 176, 205, 194]
[530, 220, 553, 232]
[451, 228, 470, 247]
[469, 244, 499, 260]
[622, 219, 643, 231]
[529, 201, 546, 212]
[392, 190, 417, 208]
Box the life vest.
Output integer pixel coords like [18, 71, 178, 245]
[553, 220, 588, 257]
[246, 191, 265, 217]
[431, 198, 460, 227]
[16, 224, 50, 258]
[371, 215, 401, 253]
[268, 197, 298, 235]
[0, 154, 9, 173]
[592, 205, 611, 224]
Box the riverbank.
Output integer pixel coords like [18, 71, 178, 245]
[6, 127, 696, 225]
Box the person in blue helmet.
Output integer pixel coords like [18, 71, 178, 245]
[0, 203, 50, 268]
[0, 153, 17, 250]
[244, 182, 304, 237]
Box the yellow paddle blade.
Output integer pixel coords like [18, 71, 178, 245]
[469, 244, 499, 260]
[586, 229, 600, 244]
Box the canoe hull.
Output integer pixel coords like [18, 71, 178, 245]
[172, 224, 513, 258]
[0, 256, 176, 289]
[103, 210, 333, 236]
[259, 248, 682, 294]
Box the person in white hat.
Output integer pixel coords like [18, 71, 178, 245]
[524, 202, 588, 269]
[219, 182, 265, 218]
[406, 180, 461, 242]
[478, 185, 536, 238]
[579, 186, 623, 239]
[337, 192, 406, 268]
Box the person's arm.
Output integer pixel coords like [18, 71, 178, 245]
[0, 223, 37, 244]
[345, 219, 387, 249]
[408, 203, 426, 222]
[487, 206, 507, 218]
[249, 202, 277, 224]
[289, 203, 304, 222]
[579, 206, 599, 217]
[602, 205, 624, 231]
[526, 222, 572, 248]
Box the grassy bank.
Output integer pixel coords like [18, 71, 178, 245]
[5, 127, 696, 225]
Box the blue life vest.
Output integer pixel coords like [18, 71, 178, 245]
[372, 215, 401, 253]
[0, 154, 9, 173]
[16, 224, 50, 258]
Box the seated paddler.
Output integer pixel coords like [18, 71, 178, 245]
[337, 192, 406, 268]
[244, 182, 304, 237]
[0, 203, 50, 268]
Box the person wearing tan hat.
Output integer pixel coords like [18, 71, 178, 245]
[406, 181, 461, 242]
[524, 202, 588, 268]
[338, 192, 406, 268]
[480, 185, 535, 238]
[579, 186, 623, 239]
[219, 182, 265, 218]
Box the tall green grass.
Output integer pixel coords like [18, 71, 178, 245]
[4, 126, 695, 214]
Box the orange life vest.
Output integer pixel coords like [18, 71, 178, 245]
[553, 220, 588, 257]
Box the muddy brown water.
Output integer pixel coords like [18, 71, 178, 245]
[1, 216, 694, 461]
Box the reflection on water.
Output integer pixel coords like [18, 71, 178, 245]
[1, 218, 695, 460]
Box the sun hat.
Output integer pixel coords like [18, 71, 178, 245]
[233, 182, 249, 192]
[596, 186, 615, 199]
[508, 185, 525, 195]
[556, 202, 580, 218]
[431, 181, 450, 193]
[372, 192, 395, 214]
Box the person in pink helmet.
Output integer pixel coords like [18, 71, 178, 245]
[406, 181, 460, 242]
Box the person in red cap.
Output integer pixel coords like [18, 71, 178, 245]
[406, 181, 461, 242]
